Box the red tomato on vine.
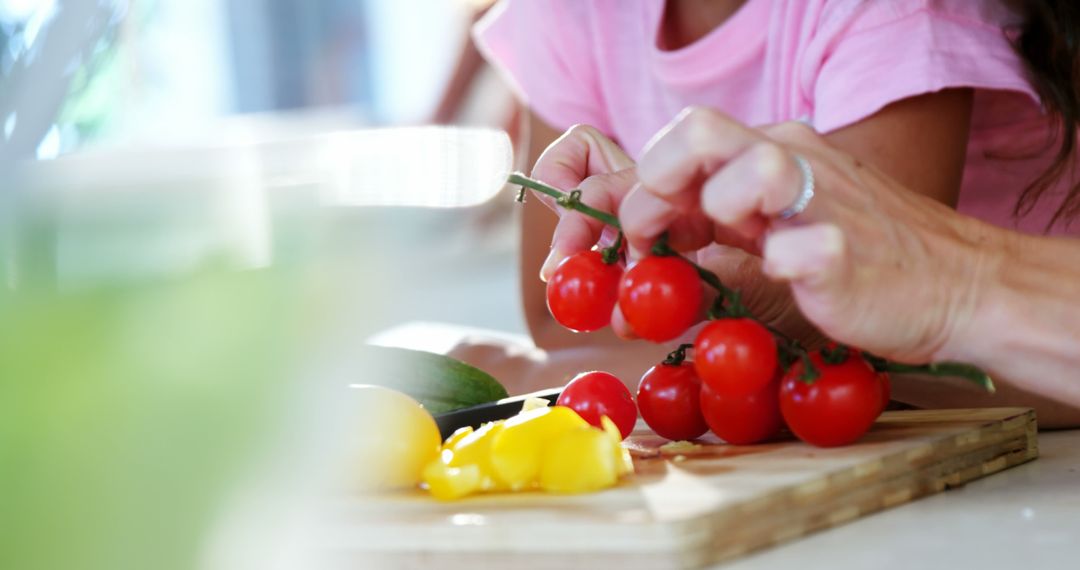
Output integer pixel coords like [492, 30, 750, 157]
[637, 361, 708, 441]
[699, 377, 784, 445]
[618, 255, 703, 342]
[557, 371, 637, 439]
[546, 250, 623, 332]
[779, 352, 885, 447]
[693, 318, 778, 397]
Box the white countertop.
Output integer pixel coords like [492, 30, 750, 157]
[723, 430, 1080, 569]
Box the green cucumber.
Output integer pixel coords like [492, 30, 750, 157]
[357, 345, 509, 414]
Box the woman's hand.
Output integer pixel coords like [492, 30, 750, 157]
[535, 124, 819, 344]
[623, 107, 996, 363]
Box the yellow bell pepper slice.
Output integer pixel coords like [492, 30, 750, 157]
[445, 420, 508, 491]
[601, 416, 635, 476]
[423, 460, 482, 501]
[489, 405, 589, 490]
[442, 425, 474, 450]
[539, 426, 618, 494]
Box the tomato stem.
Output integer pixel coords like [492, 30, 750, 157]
[862, 353, 996, 393]
[796, 342, 821, 383]
[601, 232, 624, 265]
[509, 173, 622, 228]
[820, 344, 850, 365]
[662, 343, 695, 366]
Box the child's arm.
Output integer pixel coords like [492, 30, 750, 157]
[823, 89, 974, 207]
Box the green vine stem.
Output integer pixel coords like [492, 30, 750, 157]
[509, 172, 994, 392]
[509, 173, 621, 227]
[862, 353, 996, 393]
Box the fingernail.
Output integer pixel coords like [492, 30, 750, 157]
[540, 247, 564, 282]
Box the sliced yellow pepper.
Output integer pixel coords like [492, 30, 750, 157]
[539, 426, 618, 494]
[442, 425, 474, 450]
[445, 420, 509, 491]
[423, 460, 482, 501]
[601, 416, 635, 477]
[489, 406, 590, 490]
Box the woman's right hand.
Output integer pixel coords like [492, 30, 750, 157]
[623, 107, 999, 364]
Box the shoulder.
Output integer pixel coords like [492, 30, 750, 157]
[814, 0, 1022, 38]
[478, 0, 608, 32]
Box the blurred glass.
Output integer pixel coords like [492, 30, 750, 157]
[0, 2, 516, 566]
[0, 0, 472, 162]
[0, 136, 388, 570]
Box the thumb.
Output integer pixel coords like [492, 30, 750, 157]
[761, 224, 852, 326]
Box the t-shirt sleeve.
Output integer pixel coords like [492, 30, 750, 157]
[472, 0, 612, 133]
[806, 0, 1040, 133]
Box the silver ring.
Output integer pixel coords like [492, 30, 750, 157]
[778, 155, 815, 220]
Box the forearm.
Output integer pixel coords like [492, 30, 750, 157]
[939, 228, 1080, 409]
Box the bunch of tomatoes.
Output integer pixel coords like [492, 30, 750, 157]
[547, 250, 891, 448]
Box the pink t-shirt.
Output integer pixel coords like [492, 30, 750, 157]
[475, 0, 1078, 235]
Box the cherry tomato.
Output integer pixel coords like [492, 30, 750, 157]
[557, 371, 637, 439]
[699, 377, 783, 445]
[779, 352, 885, 447]
[546, 250, 623, 332]
[618, 255, 703, 342]
[693, 319, 777, 397]
[636, 362, 708, 441]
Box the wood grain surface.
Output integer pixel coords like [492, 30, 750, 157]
[316, 407, 1037, 569]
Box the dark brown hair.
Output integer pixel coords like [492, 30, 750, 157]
[1012, 0, 1080, 227]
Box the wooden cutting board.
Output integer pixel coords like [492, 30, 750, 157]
[319, 407, 1037, 569]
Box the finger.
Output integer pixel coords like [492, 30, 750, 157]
[698, 141, 813, 240]
[637, 107, 766, 209]
[618, 184, 716, 257]
[618, 184, 680, 255]
[541, 168, 636, 281]
[609, 302, 638, 340]
[531, 124, 635, 213]
[761, 224, 853, 344]
[761, 223, 849, 292]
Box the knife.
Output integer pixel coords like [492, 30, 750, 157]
[433, 387, 562, 440]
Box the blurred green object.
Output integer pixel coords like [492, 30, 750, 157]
[0, 268, 306, 570]
[0, 160, 332, 570]
[0, 123, 511, 569]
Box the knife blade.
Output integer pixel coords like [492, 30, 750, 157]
[433, 387, 562, 440]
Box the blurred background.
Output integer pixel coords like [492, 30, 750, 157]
[0, 0, 524, 330]
[1, 2, 528, 569]
[0, 0, 516, 154]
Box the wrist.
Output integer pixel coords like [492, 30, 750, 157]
[931, 219, 1011, 365]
